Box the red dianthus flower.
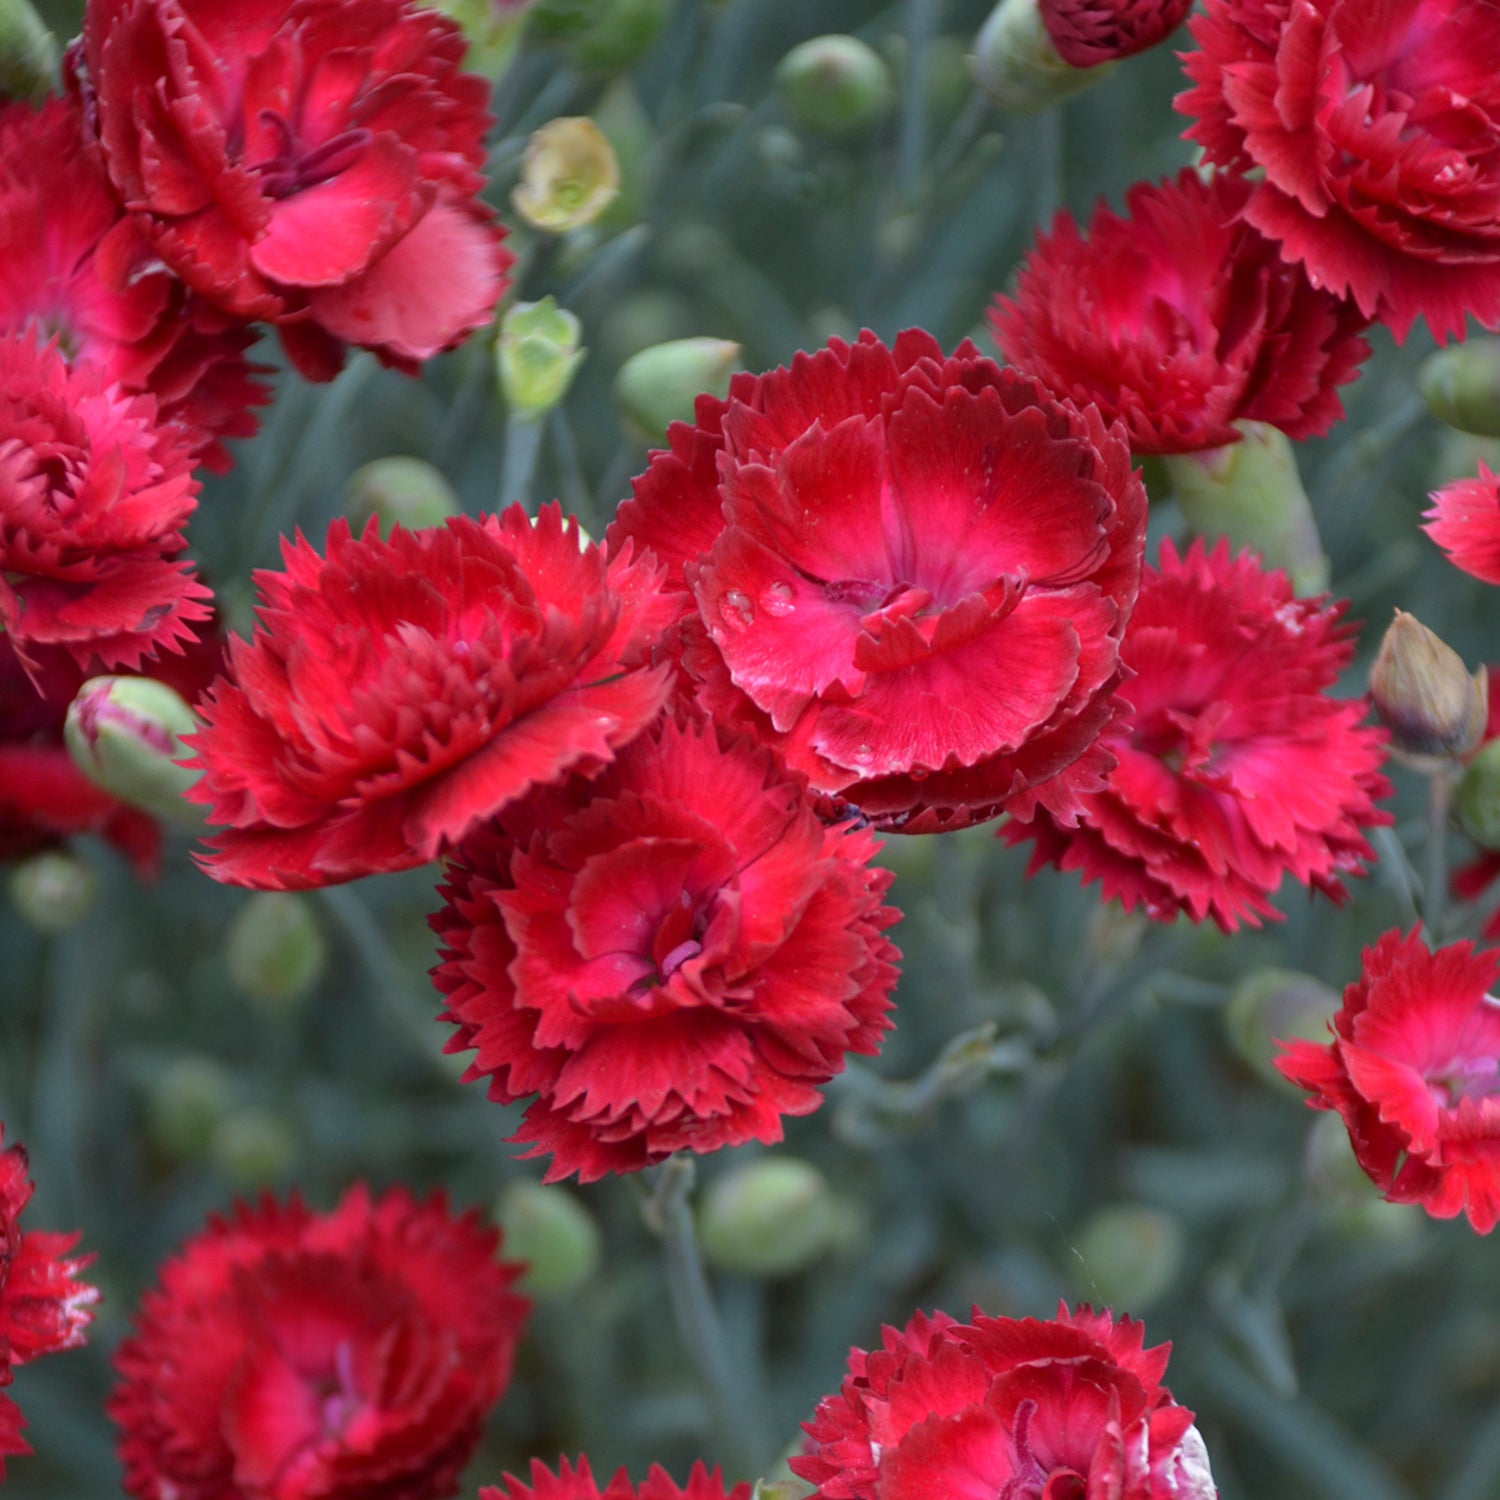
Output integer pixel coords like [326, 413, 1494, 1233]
[0, 329, 210, 675]
[607, 330, 1147, 834]
[1039, 0, 1194, 67]
[109, 1185, 529, 1500]
[0, 97, 267, 473]
[1424, 463, 1500, 584]
[990, 170, 1370, 454]
[76, 0, 511, 378]
[1177, 0, 1500, 343]
[0, 1126, 100, 1479]
[187, 506, 673, 890]
[431, 711, 900, 1182]
[1277, 928, 1500, 1233]
[482, 1457, 751, 1500]
[1007, 540, 1391, 931]
[792, 1303, 1217, 1500]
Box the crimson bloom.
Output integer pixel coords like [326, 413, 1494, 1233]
[0, 329, 210, 675]
[1039, 0, 1194, 67]
[1277, 928, 1500, 1233]
[607, 330, 1147, 834]
[77, 0, 511, 378]
[990, 170, 1370, 454]
[187, 506, 672, 890]
[792, 1303, 1217, 1500]
[0, 1126, 100, 1479]
[1007, 540, 1391, 931]
[1177, 0, 1500, 344]
[1425, 464, 1500, 584]
[431, 711, 900, 1183]
[0, 96, 266, 473]
[109, 1185, 529, 1500]
[482, 1458, 751, 1500]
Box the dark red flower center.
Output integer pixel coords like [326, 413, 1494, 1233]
[255, 110, 372, 199]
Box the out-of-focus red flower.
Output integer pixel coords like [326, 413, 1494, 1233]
[990, 170, 1370, 454]
[1177, 0, 1500, 344]
[431, 711, 900, 1182]
[1277, 928, 1500, 1233]
[0, 329, 210, 675]
[1007, 540, 1391, 931]
[187, 507, 673, 890]
[0, 1126, 100, 1480]
[1425, 464, 1500, 584]
[607, 330, 1147, 834]
[110, 1185, 529, 1500]
[792, 1303, 1217, 1500]
[482, 1457, 752, 1500]
[1039, 0, 1194, 66]
[0, 97, 267, 474]
[76, 0, 511, 379]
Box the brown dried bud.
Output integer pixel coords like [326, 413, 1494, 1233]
[1369, 610, 1488, 771]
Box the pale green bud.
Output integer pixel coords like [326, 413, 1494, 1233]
[147, 1056, 234, 1160]
[698, 1158, 844, 1278]
[614, 336, 739, 443]
[1419, 337, 1500, 439]
[0, 0, 58, 105]
[512, 117, 620, 233]
[498, 298, 585, 417]
[775, 35, 895, 138]
[973, 0, 1111, 113]
[1369, 610, 1488, 772]
[211, 1108, 297, 1187]
[225, 893, 328, 1011]
[64, 676, 202, 826]
[494, 1180, 602, 1296]
[345, 457, 461, 535]
[7, 849, 97, 932]
[1224, 967, 1338, 1088]
[1071, 1203, 1185, 1311]
[1457, 738, 1500, 849]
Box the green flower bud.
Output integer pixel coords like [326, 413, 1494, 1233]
[1457, 738, 1500, 849]
[498, 297, 585, 417]
[0, 0, 58, 105]
[7, 849, 97, 932]
[65, 675, 203, 826]
[494, 1180, 602, 1297]
[1224, 967, 1338, 1088]
[211, 1107, 297, 1188]
[511, 116, 620, 233]
[424, 0, 528, 78]
[224, 893, 328, 1011]
[614, 336, 739, 443]
[775, 35, 895, 138]
[973, 0, 1111, 113]
[569, 0, 669, 71]
[1369, 610, 1488, 772]
[344, 456, 461, 535]
[1161, 422, 1329, 595]
[1419, 337, 1500, 439]
[147, 1056, 234, 1160]
[1071, 1203, 1184, 1311]
[698, 1157, 844, 1278]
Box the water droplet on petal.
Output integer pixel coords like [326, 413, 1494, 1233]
[717, 590, 756, 629]
[761, 581, 795, 617]
[852, 743, 875, 765]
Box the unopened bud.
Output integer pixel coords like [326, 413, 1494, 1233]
[0, 0, 58, 105]
[345, 457, 460, 535]
[211, 1107, 297, 1187]
[1161, 422, 1329, 595]
[614, 336, 739, 442]
[1456, 736, 1500, 849]
[511, 116, 620, 234]
[568, 0, 669, 72]
[224, 893, 327, 1010]
[494, 1180, 602, 1297]
[1419, 337, 1500, 439]
[65, 676, 201, 826]
[775, 35, 895, 138]
[1226, 967, 1338, 1088]
[973, 0, 1111, 113]
[424, 0, 528, 78]
[699, 1157, 845, 1278]
[7, 849, 96, 932]
[147, 1056, 234, 1160]
[1071, 1203, 1184, 1310]
[1369, 610, 1487, 771]
[498, 297, 585, 417]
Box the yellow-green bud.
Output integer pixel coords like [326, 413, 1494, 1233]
[147, 1056, 234, 1160]
[211, 1108, 297, 1187]
[1419, 337, 1500, 439]
[494, 1180, 602, 1296]
[775, 35, 895, 138]
[1224, 967, 1338, 1088]
[698, 1157, 844, 1277]
[1071, 1203, 1185, 1311]
[511, 116, 620, 233]
[225, 893, 328, 1010]
[424, 0, 528, 78]
[65, 676, 202, 826]
[1369, 610, 1488, 772]
[345, 457, 461, 535]
[1161, 422, 1329, 595]
[0, 0, 58, 105]
[614, 336, 739, 443]
[1458, 738, 1500, 849]
[498, 297, 585, 416]
[973, 0, 1111, 113]
[7, 849, 97, 932]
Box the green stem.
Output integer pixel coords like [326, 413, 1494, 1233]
[898, 0, 937, 201]
[1424, 768, 1455, 941]
[499, 412, 546, 511]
